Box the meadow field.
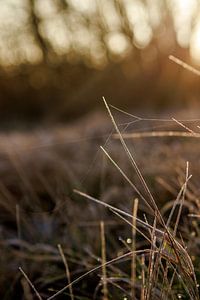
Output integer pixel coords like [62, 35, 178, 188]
[1, 95, 200, 299]
[1, 1, 200, 299]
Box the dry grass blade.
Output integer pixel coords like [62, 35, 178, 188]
[57, 244, 74, 300]
[100, 221, 108, 300]
[19, 267, 43, 300]
[188, 214, 200, 218]
[74, 189, 197, 292]
[109, 207, 151, 244]
[145, 216, 157, 300]
[164, 267, 176, 300]
[74, 189, 165, 240]
[173, 162, 189, 236]
[47, 249, 150, 300]
[152, 168, 192, 298]
[169, 55, 200, 76]
[166, 173, 192, 229]
[110, 104, 142, 120]
[102, 97, 160, 217]
[113, 131, 200, 139]
[172, 118, 196, 136]
[100, 146, 153, 214]
[140, 254, 145, 300]
[110, 104, 200, 122]
[131, 198, 138, 300]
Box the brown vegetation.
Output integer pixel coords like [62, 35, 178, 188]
[1, 106, 200, 299]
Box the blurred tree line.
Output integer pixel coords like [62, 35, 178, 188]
[0, 0, 199, 127]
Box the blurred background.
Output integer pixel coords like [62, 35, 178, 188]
[0, 0, 200, 127]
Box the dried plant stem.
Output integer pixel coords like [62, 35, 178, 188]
[145, 217, 157, 300]
[169, 55, 200, 76]
[74, 189, 165, 240]
[57, 244, 74, 300]
[141, 254, 145, 300]
[173, 162, 189, 236]
[100, 221, 108, 300]
[131, 198, 138, 299]
[100, 145, 153, 213]
[172, 118, 196, 136]
[47, 249, 150, 300]
[19, 267, 43, 300]
[102, 97, 157, 214]
[113, 131, 200, 139]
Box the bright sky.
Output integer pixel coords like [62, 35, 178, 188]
[0, 0, 200, 66]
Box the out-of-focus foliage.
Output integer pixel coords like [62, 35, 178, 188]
[0, 0, 200, 126]
[1, 0, 199, 66]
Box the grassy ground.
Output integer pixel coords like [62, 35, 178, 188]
[1, 105, 200, 299]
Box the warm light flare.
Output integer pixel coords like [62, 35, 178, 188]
[0, 0, 199, 66]
[190, 20, 200, 65]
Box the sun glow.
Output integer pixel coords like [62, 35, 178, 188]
[190, 20, 200, 65]
[0, 0, 200, 66]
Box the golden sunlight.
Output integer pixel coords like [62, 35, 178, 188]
[0, 0, 200, 66]
[190, 19, 200, 65]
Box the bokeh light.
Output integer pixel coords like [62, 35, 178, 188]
[0, 0, 199, 66]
